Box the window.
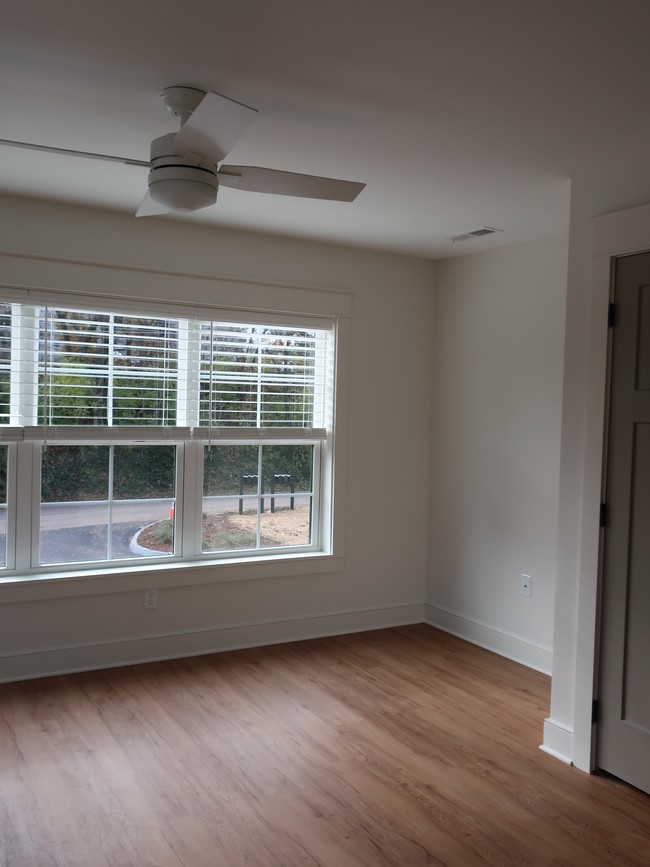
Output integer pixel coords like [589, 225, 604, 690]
[0, 296, 335, 577]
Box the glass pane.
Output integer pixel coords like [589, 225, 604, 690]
[199, 323, 325, 428]
[261, 444, 313, 494]
[40, 445, 176, 565]
[260, 445, 313, 548]
[259, 331, 317, 427]
[38, 309, 179, 426]
[202, 445, 259, 552]
[203, 445, 258, 496]
[113, 445, 175, 500]
[200, 325, 258, 427]
[202, 498, 259, 553]
[111, 316, 178, 426]
[41, 445, 109, 504]
[40, 446, 110, 564]
[112, 445, 176, 558]
[40, 310, 110, 425]
[0, 445, 7, 568]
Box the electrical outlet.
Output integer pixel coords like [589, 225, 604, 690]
[520, 574, 532, 598]
[143, 589, 158, 609]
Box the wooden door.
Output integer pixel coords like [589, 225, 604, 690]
[597, 251, 650, 794]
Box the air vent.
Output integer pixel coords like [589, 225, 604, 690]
[447, 226, 504, 243]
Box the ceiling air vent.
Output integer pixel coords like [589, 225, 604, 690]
[447, 226, 504, 243]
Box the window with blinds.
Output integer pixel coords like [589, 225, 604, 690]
[39, 308, 179, 426]
[2, 302, 331, 432]
[0, 296, 335, 576]
[199, 322, 324, 428]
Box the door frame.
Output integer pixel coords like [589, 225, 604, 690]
[572, 202, 650, 772]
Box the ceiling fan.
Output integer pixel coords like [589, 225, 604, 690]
[0, 86, 366, 217]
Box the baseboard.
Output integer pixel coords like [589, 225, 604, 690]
[0, 603, 425, 683]
[424, 603, 552, 674]
[540, 717, 574, 765]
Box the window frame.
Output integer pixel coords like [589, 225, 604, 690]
[0, 279, 349, 590]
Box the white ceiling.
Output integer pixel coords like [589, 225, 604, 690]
[2, 0, 650, 259]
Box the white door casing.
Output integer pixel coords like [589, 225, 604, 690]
[569, 203, 650, 774]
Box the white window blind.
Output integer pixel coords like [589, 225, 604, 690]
[2, 300, 332, 433]
[199, 322, 328, 428]
[39, 307, 181, 426]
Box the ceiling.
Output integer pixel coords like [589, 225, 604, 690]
[2, 0, 650, 259]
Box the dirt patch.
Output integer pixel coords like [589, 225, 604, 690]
[137, 505, 311, 553]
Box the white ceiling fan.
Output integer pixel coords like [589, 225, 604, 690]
[0, 86, 366, 217]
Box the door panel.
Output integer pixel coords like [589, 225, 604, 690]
[622, 423, 650, 731]
[597, 252, 650, 794]
[637, 283, 650, 390]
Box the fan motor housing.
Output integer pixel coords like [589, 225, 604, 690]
[148, 164, 218, 212]
[147, 134, 218, 212]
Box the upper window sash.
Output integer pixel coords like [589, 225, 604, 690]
[0, 301, 333, 432]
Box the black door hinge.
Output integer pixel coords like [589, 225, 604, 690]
[608, 302, 616, 327]
[592, 698, 599, 724]
[599, 503, 607, 528]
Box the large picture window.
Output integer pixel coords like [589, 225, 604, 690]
[0, 297, 334, 577]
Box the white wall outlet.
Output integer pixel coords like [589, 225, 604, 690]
[143, 589, 158, 609]
[520, 574, 532, 598]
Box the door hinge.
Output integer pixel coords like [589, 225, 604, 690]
[608, 302, 616, 327]
[592, 698, 599, 724]
[599, 503, 607, 528]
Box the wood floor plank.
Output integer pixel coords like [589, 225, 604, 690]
[1, 624, 649, 866]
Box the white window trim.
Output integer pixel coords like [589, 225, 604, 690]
[0, 260, 351, 598]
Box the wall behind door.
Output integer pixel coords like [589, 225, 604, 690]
[427, 234, 568, 674]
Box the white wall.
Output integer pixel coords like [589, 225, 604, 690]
[0, 196, 435, 681]
[426, 235, 569, 673]
[546, 153, 650, 768]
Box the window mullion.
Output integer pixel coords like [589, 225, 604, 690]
[256, 444, 263, 547]
[107, 445, 114, 561]
[2, 442, 18, 571]
[180, 441, 201, 556]
[15, 443, 40, 572]
[311, 442, 322, 549]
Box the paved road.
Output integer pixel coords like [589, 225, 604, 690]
[40, 494, 310, 530]
[0, 495, 311, 566]
[40, 521, 148, 565]
[31, 494, 311, 565]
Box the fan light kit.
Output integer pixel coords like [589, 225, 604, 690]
[0, 85, 366, 218]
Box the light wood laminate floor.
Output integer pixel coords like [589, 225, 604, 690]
[1, 624, 649, 866]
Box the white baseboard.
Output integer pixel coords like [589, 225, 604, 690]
[424, 603, 552, 674]
[0, 603, 424, 683]
[540, 717, 574, 764]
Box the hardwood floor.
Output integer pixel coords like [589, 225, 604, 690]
[1, 624, 649, 866]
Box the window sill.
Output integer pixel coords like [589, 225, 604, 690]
[0, 552, 346, 604]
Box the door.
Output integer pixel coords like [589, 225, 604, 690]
[597, 251, 650, 794]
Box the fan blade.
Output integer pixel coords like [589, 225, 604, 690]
[173, 91, 257, 166]
[135, 191, 170, 218]
[217, 166, 365, 202]
[0, 138, 149, 167]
